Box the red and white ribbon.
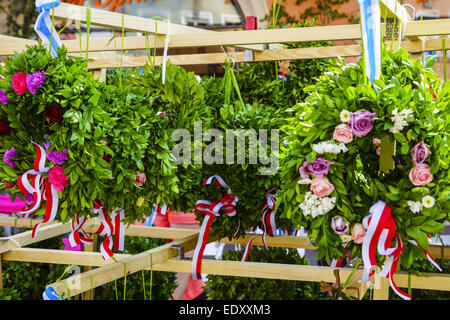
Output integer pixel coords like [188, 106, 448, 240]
[92, 200, 114, 261]
[16, 142, 59, 238]
[68, 212, 94, 247]
[192, 175, 238, 280]
[361, 201, 410, 300]
[111, 207, 125, 252]
[241, 190, 278, 262]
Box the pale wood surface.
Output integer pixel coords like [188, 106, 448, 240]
[46, 233, 209, 298]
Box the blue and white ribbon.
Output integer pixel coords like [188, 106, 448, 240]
[43, 286, 63, 300]
[35, 0, 63, 58]
[358, 0, 381, 84]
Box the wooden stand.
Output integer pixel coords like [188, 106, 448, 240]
[0, 0, 449, 300]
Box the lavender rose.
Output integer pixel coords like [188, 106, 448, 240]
[411, 141, 431, 167]
[300, 157, 334, 178]
[331, 216, 349, 235]
[349, 110, 377, 137]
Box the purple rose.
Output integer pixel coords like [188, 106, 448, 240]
[0, 89, 8, 105]
[412, 141, 431, 167]
[300, 157, 334, 178]
[331, 216, 349, 235]
[26, 71, 46, 95]
[349, 110, 377, 137]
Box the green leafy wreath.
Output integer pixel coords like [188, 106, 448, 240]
[278, 48, 450, 270]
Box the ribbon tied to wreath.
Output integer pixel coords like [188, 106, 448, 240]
[16, 142, 59, 238]
[241, 189, 278, 262]
[192, 175, 238, 280]
[35, 0, 63, 58]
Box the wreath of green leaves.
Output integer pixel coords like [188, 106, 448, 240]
[278, 48, 450, 269]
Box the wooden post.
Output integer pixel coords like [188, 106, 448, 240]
[372, 273, 390, 300]
[0, 254, 3, 290]
[81, 233, 97, 300]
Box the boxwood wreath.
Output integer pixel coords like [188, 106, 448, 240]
[278, 47, 449, 293]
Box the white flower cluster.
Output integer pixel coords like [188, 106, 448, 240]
[407, 195, 435, 213]
[389, 108, 414, 134]
[312, 141, 349, 154]
[299, 192, 336, 218]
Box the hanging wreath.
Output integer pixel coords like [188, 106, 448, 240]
[278, 48, 449, 297]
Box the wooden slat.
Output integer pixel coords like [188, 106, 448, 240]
[0, 216, 58, 229]
[51, 2, 266, 51]
[0, 222, 75, 254]
[46, 233, 211, 298]
[379, 0, 413, 22]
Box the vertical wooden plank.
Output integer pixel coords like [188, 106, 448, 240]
[82, 233, 97, 300]
[372, 274, 390, 300]
[0, 254, 3, 290]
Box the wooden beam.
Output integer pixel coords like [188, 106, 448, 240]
[0, 222, 77, 254]
[379, 0, 413, 22]
[51, 2, 266, 51]
[45, 233, 210, 298]
[0, 216, 58, 229]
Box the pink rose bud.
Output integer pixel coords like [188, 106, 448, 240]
[351, 223, 366, 244]
[333, 123, 353, 144]
[134, 171, 147, 187]
[310, 177, 334, 198]
[376, 147, 381, 156]
[372, 138, 381, 146]
[409, 165, 433, 186]
[48, 166, 69, 192]
[331, 216, 349, 235]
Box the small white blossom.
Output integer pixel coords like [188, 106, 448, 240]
[298, 178, 312, 185]
[421, 195, 435, 208]
[312, 141, 348, 155]
[299, 192, 336, 218]
[389, 108, 414, 134]
[340, 109, 352, 123]
[407, 200, 423, 213]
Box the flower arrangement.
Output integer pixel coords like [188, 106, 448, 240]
[278, 48, 449, 274]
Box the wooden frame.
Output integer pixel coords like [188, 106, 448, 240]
[0, 216, 449, 300]
[0, 1, 449, 301]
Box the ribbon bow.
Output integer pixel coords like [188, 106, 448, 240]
[68, 212, 94, 249]
[16, 142, 59, 238]
[34, 0, 63, 57]
[241, 190, 279, 262]
[192, 175, 238, 280]
[90, 200, 126, 261]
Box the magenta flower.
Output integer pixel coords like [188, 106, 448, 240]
[349, 110, 377, 137]
[26, 71, 46, 95]
[46, 148, 69, 165]
[43, 140, 51, 150]
[0, 89, 8, 105]
[3, 148, 17, 169]
[24, 193, 34, 205]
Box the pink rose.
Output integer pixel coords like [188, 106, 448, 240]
[372, 138, 381, 146]
[310, 177, 334, 198]
[48, 166, 69, 192]
[409, 165, 433, 186]
[376, 147, 380, 156]
[134, 171, 147, 187]
[331, 216, 349, 235]
[351, 223, 366, 244]
[333, 123, 353, 144]
[12, 72, 28, 95]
